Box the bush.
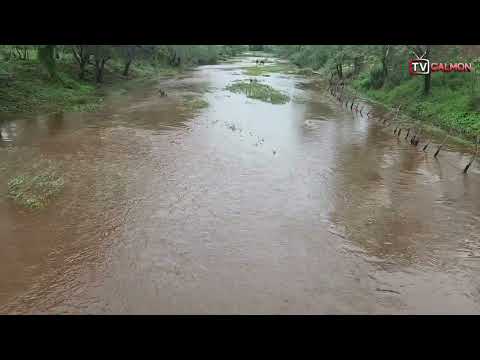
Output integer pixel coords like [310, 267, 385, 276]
[368, 65, 385, 89]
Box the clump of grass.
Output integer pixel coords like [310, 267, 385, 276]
[182, 94, 209, 111]
[226, 81, 290, 104]
[243, 64, 296, 77]
[7, 159, 64, 209]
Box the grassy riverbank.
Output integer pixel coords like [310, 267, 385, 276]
[350, 72, 480, 140]
[0, 59, 183, 114]
[270, 46, 480, 142]
[0, 45, 247, 115]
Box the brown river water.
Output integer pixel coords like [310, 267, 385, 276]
[1, 55, 480, 314]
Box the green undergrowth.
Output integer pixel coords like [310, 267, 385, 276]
[0, 61, 102, 113]
[226, 80, 290, 104]
[271, 46, 480, 142]
[0, 58, 187, 114]
[351, 72, 480, 140]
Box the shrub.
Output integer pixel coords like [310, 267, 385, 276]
[368, 65, 385, 89]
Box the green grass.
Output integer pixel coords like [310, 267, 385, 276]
[7, 159, 64, 209]
[0, 58, 187, 114]
[226, 80, 290, 104]
[0, 61, 101, 113]
[243, 64, 297, 77]
[181, 94, 209, 111]
[352, 72, 480, 140]
[271, 46, 480, 142]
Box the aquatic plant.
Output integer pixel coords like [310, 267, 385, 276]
[7, 159, 64, 209]
[182, 94, 209, 111]
[226, 81, 290, 105]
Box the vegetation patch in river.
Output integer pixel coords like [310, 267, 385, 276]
[226, 81, 290, 104]
[7, 159, 64, 209]
[243, 64, 296, 77]
[181, 94, 209, 111]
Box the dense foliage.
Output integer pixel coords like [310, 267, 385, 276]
[1, 45, 247, 82]
[271, 45, 480, 139]
[0, 45, 247, 112]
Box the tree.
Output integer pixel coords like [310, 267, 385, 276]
[92, 46, 112, 83]
[423, 45, 431, 95]
[411, 45, 432, 95]
[71, 45, 92, 80]
[119, 45, 137, 77]
[37, 45, 57, 79]
[13, 45, 31, 60]
[381, 45, 390, 79]
[333, 46, 345, 79]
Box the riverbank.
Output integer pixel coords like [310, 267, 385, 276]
[324, 69, 477, 145]
[350, 74, 480, 142]
[269, 47, 479, 144]
[0, 59, 184, 114]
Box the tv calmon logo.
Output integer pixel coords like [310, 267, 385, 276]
[409, 50, 473, 75]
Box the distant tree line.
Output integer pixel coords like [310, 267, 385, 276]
[0, 45, 248, 84]
[273, 45, 480, 95]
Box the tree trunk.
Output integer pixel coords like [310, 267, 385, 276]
[73, 47, 90, 80]
[424, 46, 431, 95]
[37, 45, 57, 79]
[381, 45, 390, 85]
[336, 63, 343, 79]
[79, 60, 86, 80]
[123, 59, 132, 76]
[95, 59, 106, 83]
[353, 57, 361, 75]
[424, 71, 431, 95]
[95, 59, 101, 83]
[382, 57, 387, 78]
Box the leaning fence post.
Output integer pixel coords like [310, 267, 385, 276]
[463, 135, 479, 173]
[423, 139, 431, 151]
[411, 127, 422, 146]
[386, 105, 401, 128]
[434, 132, 450, 158]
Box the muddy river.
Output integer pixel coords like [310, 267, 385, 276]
[1, 55, 480, 314]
